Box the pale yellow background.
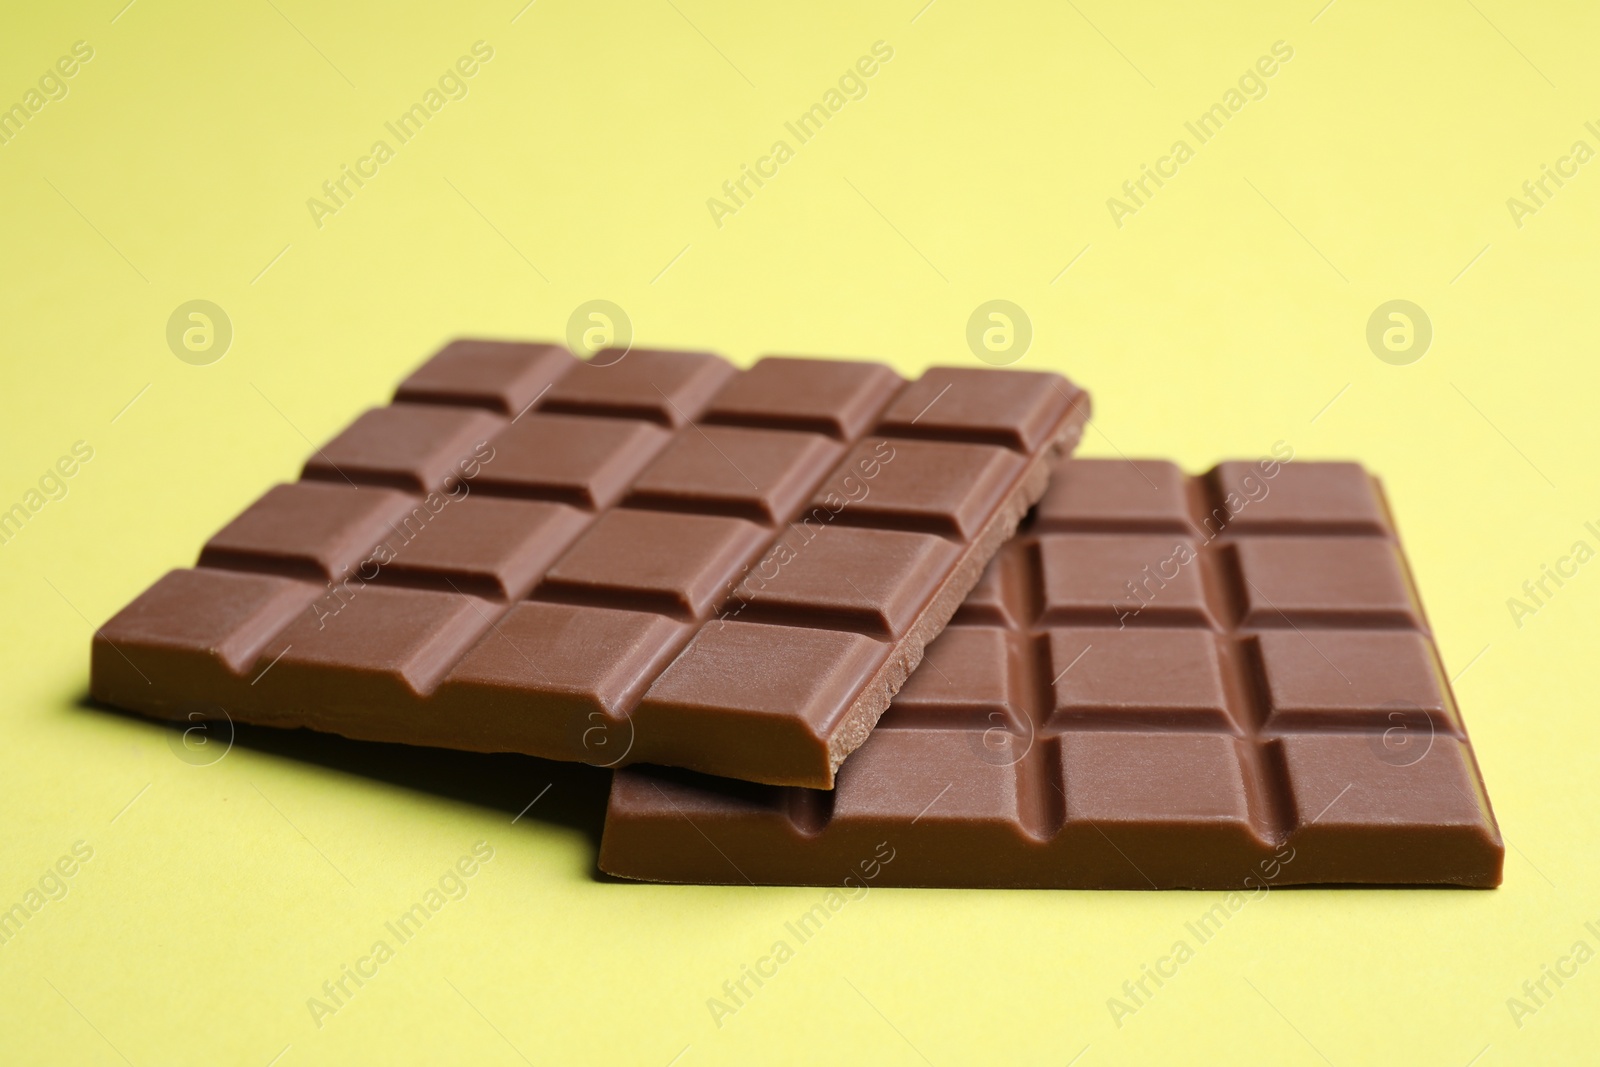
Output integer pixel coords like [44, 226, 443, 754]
[1, 1, 1595, 1063]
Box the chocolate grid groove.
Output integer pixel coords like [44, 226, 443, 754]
[601, 458, 1504, 888]
[237, 405, 867, 621]
[92, 342, 1088, 788]
[269, 405, 1030, 613]
[1007, 612, 1062, 843]
[920, 462, 1456, 844]
[919, 491, 1304, 844]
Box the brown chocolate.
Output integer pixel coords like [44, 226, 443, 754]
[599, 458, 1503, 888]
[91, 340, 1089, 787]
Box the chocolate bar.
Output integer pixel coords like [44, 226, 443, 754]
[600, 458, 1504, 888]
[91, 341, 1088, 787]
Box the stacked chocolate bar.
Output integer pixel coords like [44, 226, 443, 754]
[92, 341, 1502, 889]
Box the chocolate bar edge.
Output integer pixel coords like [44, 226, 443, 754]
[823, 413, 1086, 781]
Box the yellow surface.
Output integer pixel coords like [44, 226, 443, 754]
[0, 1, 1594, 1063]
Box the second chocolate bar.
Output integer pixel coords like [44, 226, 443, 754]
[601, 457, 1504, 888]
[91, 342, 1089, 787]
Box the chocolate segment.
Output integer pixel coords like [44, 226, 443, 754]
[91, 344, 1088, 788]
[600, 458, 1503, 888]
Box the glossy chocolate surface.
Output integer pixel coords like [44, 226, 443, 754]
[92, 340, 1088, 787]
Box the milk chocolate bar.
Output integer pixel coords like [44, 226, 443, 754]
[600, 458, 1504, 887]
[91, 341, 1089, 787]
